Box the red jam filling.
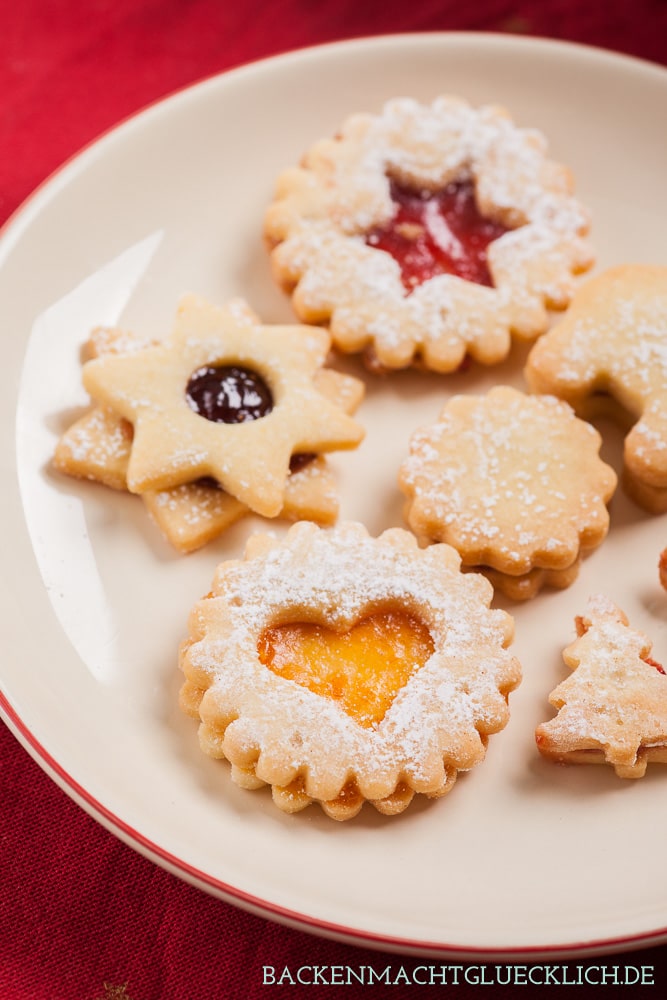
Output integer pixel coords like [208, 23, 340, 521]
[186, 365, 273, 424]
[643, 655, 666, 675]
[365, 179, 508, 291]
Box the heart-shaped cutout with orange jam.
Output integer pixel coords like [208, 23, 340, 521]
[258, 610, 434, 729]
[181, 521, 521, 821]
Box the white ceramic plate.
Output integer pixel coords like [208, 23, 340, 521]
[2, 33, 667, 959]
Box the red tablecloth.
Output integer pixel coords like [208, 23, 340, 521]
[2, 2, 667, 997]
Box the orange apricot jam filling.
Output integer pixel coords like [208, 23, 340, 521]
[257, 610, 435, 728]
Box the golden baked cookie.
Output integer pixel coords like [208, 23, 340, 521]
[265, 96, 593, 372]
[398, 385, 617, 599]
[660, 548, 667, 591]
[53, 300, 365, 552]
[179, 521, 521, 820]
[79, 295, 364, 515]
[54, 401, 346, 552]
[536, 595, 667, 778]
[525, 264, 667, 512]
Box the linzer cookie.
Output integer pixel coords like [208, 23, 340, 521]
[525, 265, 667, 513]
[536, 595, 667, 778]
[265, 96, 593, 372]
[53, 298, 365, 552]
[399, 386, 617, 600]
[179, 521, 521, 820]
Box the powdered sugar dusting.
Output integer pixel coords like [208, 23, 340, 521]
[530, 282, 667, 397]
[182, 522, 521, 807]
[525, 265, 667, 495]
[81, 295, 364, 513]
[60, 408, 130, 465]
[266, 95, 593, 369]
[399, 386, 616, 576]
[536, 596, 667, 776]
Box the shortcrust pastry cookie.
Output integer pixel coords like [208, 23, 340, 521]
[535, 595, 667, 778]
[399, 386, 617, 600]
[525, 265, 667, 512]
[179, 521, 521, 820]
[265, 96, 593, 373]
[53, 299, 365, 552]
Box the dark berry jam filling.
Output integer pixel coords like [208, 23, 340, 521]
[365, 179, 508, 291]
[186, 365, 273, 424]
[289, 452, 317, 474]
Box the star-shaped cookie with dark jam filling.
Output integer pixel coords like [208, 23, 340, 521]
[81, 296, 365, 517]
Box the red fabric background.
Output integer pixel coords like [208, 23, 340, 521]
[2, 1, 667, 997]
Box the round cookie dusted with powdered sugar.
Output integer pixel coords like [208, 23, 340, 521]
[179, 521, 521, 820]
[525, 264, 667, 513]
[398, 386, 617, 600]
[265, 96, 593, 373]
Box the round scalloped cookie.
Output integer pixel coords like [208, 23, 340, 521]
[399, 386, 617, 599]
[179, 521, 521, 820]
[265, 96, 593, 373]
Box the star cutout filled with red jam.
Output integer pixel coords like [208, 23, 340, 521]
[365, 180, 509, 291]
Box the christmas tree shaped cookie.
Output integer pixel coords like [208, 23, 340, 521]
[536, 595, 667, 777]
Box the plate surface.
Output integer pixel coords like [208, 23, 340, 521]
[2, 33, 667, 958]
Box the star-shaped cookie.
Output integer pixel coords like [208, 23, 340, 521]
[81, 295, 365, 516]
[54, 302, 365, 551]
